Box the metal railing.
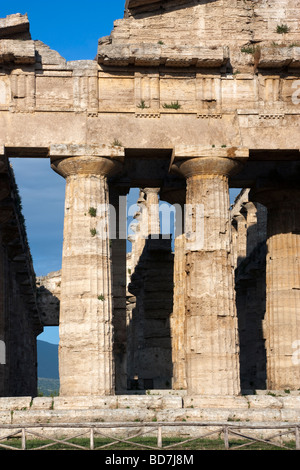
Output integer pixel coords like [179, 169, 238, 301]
[0, 422, 299, 451]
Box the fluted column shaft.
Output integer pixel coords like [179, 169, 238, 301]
[173, 152, 245, 395]
[251, 188, 300, 390]
[185, 174, 240, 395]
[171, 234, 187, 390]
[51, 149, 123, 396]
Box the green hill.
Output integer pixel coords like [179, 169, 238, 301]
[37, 340, 60, 396]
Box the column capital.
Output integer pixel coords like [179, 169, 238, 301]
[171, 146, 249, 179]
[143, 187, 160, 195]
[50, 144, 124, 179]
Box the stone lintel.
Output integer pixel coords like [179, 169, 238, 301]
[258, 46, 300, 70]
[172, 146, 249, 166]
[50, 144, 125, 162]
[0, 39, 35, 64]
[98, 44, 228, 68]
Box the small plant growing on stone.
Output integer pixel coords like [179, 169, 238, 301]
[98, 294, 105, 301]
[157, 40, 164, 45]
[163, 101, 181, 110]
[276, 24, 289, 34]
[90, 228, 97, 237]
[112, 138, 123, 147]
[137, 100, 148, 109]
[89, 207, 97, 217]
[241, 46, 257, 54]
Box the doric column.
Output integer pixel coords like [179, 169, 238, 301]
[172, 146, 248, 395]
[250, 185, 300, 390]
[50, 145, 124, 396]
[171, 234, 187, 390]
[144, 188, 160, 236]
[109, 185, 128, 392]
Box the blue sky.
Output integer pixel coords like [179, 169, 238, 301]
[2, 2, 241, 345]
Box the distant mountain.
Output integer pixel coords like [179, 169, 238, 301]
[37, 340, 59, 379]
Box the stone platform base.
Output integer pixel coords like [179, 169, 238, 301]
[0, 392, 299, 442]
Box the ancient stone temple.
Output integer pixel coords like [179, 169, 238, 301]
[1, 0, 300, 403]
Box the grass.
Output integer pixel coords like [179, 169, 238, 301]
[163, 101, 181, 110]
[241, 46, 258, 54]
[276, 24, 290, 34]
[88, 207, 97, 217]
[112, 139, 123, 147]
[0, 436, 296, 451]
[137, 100, 148, 109]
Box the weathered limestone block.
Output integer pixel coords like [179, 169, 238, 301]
[117, 395, 182, 410]
[35, 40, 66, 66]
[183, 395, 249, 410]
[0, 40, 35, 64]
[0, 13, 30, 39]
[98, 43, 228, 68]
[0, 396, 32, 410]
[36, 271, 61, 327]
[53, 396, 118, 410]
[31, 397, 53, 410]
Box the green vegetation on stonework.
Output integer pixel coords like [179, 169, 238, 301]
[276, 24, 290, 34]
[112, 139, 123, 147]
[0, 436, 296, 451]
[241, 46, 258, 54]
[137, 100, 148, 109]
[163, 101, 181, 110]
[88, 207, 97, 217]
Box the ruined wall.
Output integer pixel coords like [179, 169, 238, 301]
[0, 156, 43, 397]
[36, 271, 60, 327]
[0, 8, 299, 155]
[103, 0, 300, 72]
